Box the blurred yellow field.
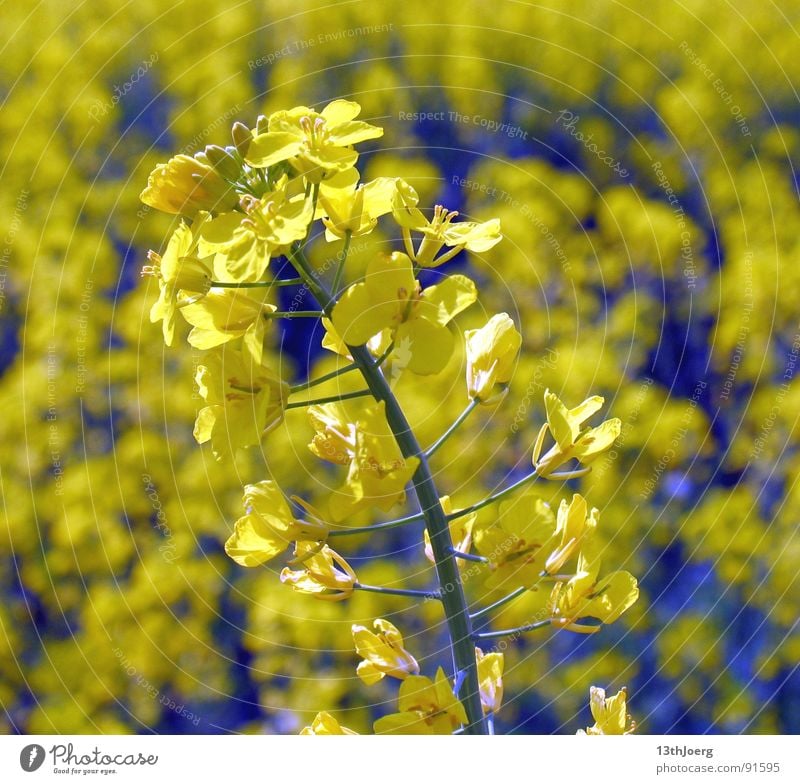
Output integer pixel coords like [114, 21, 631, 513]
[1, 0, 798, 736]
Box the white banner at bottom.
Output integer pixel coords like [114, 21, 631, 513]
[0, 735, 795, 783]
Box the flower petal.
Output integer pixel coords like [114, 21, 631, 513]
[361, 177, 401, 218]
[197, 212, 245, 253]
[401, 320, 454, 376]
[320, 99, 362, 125]
[224, 513, 286, 567]
[419, 274, 477, 326]
[568, 395, 605, 426]
[331, 282, 397, 345]
[545, 389, 580, 448]
[328, 120, 384, 146]
[373, 712, 432, 735]
[245, 131, 304, 168]
[444, 218, 502, 252]
[365, 251, 416, 303]
[356, 660, 385, 686]
[573, 418, 622, 459]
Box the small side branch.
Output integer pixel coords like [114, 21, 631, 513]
[451, 550, 488, 564]
[265, 310, 324, 319]
[285, 388, 373, 410]
[470, 587, 526, 620]
[446, 469, 539, 521]
[355, 582, 440, 600]
[425, 398, 480, 459]
[210, 277, 304, 288]
[473, 620, 552, 641]
[290, 363, 358, 394]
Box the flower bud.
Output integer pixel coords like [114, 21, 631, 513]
[465, 313, 521, 402]
[231, 121, 252, 156]
[280, 542, 357, 601]
[204, 144, 241, 180]
[352, 619, 419, 685]
[140, 154, 238, 216]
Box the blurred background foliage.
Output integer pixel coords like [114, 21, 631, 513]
[1, 0, 799, 734]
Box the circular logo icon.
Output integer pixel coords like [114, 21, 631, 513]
[20, 744, 45, 772]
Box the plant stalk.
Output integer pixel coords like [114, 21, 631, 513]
[289, 245, 487, 734]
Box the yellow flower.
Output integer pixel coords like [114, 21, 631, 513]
[140, 153, 238, 216]
[308, 401, 420, 522]
[193, 348, 288, 459]
[373, 667, 467, 734]
[332, 398, 420, 520]
[141, 221, 212, 346]
[544, 494, 598, 575]
[198, 175, 313, 282]
[280, 541, 357, 601]
[473, 490, 557, 590]
[245, 99, 383, 182]
[224, 481, 327, 567]
[307, 401, 357, 466]
[578, 687, 636, 735]
[331, 251, 477, 375]
[465, 313, 522, 403]
[352, 619, 420, 685]
[300, 712, 358, 735]
[532, 390, 621, 478]
[423, 496, 475, 563]
[392, 180, 502, 267]
[548, 541, 639, 633]
[180, 288, 271, 365]
[317, 176, 398, 240]
[475, 647, 504, 714]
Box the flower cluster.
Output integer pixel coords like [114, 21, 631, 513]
[306, 619, 505, 734]
[138, 100, 635, 734]
[473, 462, 638, 633]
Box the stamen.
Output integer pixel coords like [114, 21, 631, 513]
[240, 194, 258, 212]
[140, 250, 162, 278]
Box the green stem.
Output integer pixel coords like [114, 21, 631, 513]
[289, 246, 487, 735]
[290, 363, 358, 394]
[470, 587, 526, 620]
[327, 514, 422, 538]
[210, 278, 304, 288]
[473, 620, 552, 641]
[375, 341, 394, 367]
[331, 230, 352, 295]
[355, 583, 439, 600]
[425, 398, 480, 459]
[452, 550, 487, 564]
[288, 244, 328, 304]
[265, 310, 324, 319]
[285, 388, 372, 410]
